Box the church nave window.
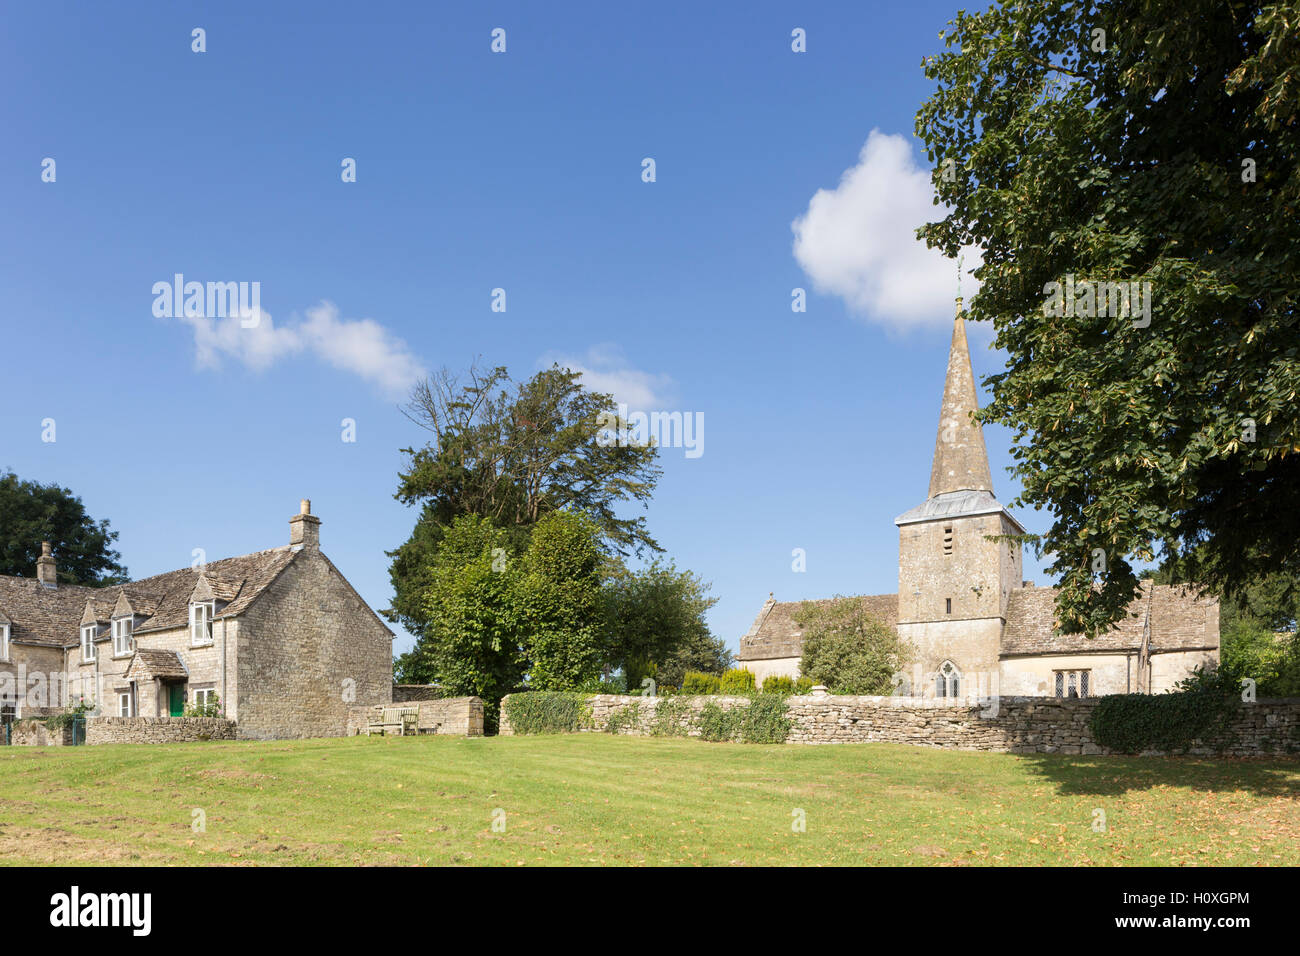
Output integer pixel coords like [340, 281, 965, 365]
[935, 660, 961, 698]
[1054, 670, 1091, 698]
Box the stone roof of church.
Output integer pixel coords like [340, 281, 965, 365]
[739, 593, 899, 661]
[738, 583, 1219, 663]
[999, 582, 1220, 655]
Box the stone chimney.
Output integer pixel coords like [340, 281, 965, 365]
[36, 541, 57, 588]
[289, 499, 321, 552]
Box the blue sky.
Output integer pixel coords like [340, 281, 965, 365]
[0, 0, 1049, 659]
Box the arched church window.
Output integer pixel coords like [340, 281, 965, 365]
[935, 660, 961, 698]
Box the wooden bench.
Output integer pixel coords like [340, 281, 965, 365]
[365, 705, 419, 736]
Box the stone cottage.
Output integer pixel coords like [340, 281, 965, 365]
[738, 303, 1220, 698]
[0, 500, 394, 738]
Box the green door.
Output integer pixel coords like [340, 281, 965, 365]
[168, 684, 185, 717]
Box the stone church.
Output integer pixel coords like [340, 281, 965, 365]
[738, 306, 1220, 699]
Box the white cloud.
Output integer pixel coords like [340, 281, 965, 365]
[179, 301, 426, 399]
[541, 344, 675, 410]
[791, 130, 982, 330]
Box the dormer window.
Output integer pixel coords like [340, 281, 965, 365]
[80, 624, 97, 662]
[0, 623, 9, 662]
[190, 601, 215, 646]
[112, 617, 134, 656]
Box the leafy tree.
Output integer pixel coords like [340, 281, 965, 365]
[386, 363, 661, 640]
[0, 471, 128, 584]
[515, 511, 606, 691]
[796, 597, 913, 694]
[1220, 618, 1300, 697]
[601, 560, 724, 689]
[654, 628, 733, 691]
[916, 0, 1300, 634]
[397, 515, 526, 715]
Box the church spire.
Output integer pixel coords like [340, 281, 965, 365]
[928, 298, 994, 498]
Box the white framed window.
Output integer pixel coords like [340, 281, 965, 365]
[194, 688, 216, 709]
[0, 623, 9, 661]
[80, 624, 97, 662]
[189, 602, 214, 645]
[935, 660, 961, 698]
[112, 617, 134, 656]
[118, 691, 133, 717]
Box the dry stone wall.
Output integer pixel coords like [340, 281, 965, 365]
[499, 692, 1300, 756]
[85, 717, 237, 744]
[347, 697, 485, 737]
[9, 719, 73, 746]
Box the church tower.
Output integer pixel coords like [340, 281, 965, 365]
[894, 300, 1025, 697]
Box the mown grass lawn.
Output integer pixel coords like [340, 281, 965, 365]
[1, 734, 1296, 866]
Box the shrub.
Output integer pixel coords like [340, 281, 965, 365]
[578, 675, 627, 694]
[717, 668, 756, 695]
[502, 692, 593, 735]
[796, 597, 912, 694]
[697, 701, 742, 742]
[1089, 664, 1240, 754]
[1221, 617, 1300, 697]
[651, 695, 694, 737]
[184, 694, 223, 718]
[794, 676, 814, 695]
[759, 674, 794, 695]
[605, 700, 641, 734]
[741, 694, 792, 743]
[681, 671, 721, 695]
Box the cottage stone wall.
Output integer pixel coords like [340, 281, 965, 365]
[234, 551, 392, 739]
[499, 692, 1300, 756]
[347, 697, 484, 736]
[85, 717, 237, 744]
[1, 644, 67, 714]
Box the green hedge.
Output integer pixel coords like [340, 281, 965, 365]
[502, 692, 593, 735]
[757, 675, 814, 696]
[1089, 667, 1240, 754]
[681, 671, 721, 694]
[717, 668, 756, 694]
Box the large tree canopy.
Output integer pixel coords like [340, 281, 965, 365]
[387, 363, 661, 640]
[601, 560, 725, 689]
[916, 0, 1300, 634]
[0, 471, 128, 584]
